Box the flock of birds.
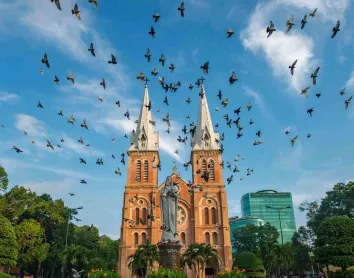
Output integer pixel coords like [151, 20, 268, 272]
[2, 1, 353, 220]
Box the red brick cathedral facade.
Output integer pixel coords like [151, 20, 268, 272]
[118, 84, 232, 277]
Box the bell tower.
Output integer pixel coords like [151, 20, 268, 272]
[118, 84, 160, 277]
[190, 84, 233, 273]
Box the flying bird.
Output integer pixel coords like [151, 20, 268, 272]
[266, 21, 276, 38]
[151, 68, 158, 76]
[163, 113, 170, 127]
[115, 167, 121, 176]
[307, 107, 314, 117]
[88, 43, 95, 57]
[46, 140, 54, 151]
[345, 95, 353, 109]
[178, 2, 185, 17]
[41, 53, 50, 68]
[316, 93, 321, 98]
[163, 96, 169, 106]
[289, 59, 297, 76]
[40, 68, 44, 75]
[81, 118, 89, 130]
[51, 0, 61, 10]
[108, 54, 117, 64]
[311, 67, 320, 85]
[149, 26, 156, 38]
[221, 98, 228, 108]
[169, 64, 175, 73]
[67, 72, 75, 84]
[145, 49, 151, 62]
[229, 72, 237, 84]
[309, 8, 317, 18]
[226, 27, 234, 38]
[71, 3, 81, 20]
[201, 61, 209, 74]
[88, 0, 98, 8]
[301, 14, 307, 29]
[331, 21, 340, 38]
[79, 158, 86, 164]
[217, 90, 222, 100]
[247, 102, 252, 111]
[291, 135, 298, 147]
[286, 15, 295, 33]
[100, 78, 106, 89]
[152, 12, 160, 22]
[37, 100, 44, 109]
[54, 75, 59, 85]
[300, 86, 311, 98]
[137, 72, 145, 82]
[58, 110, 64, 116]
[12, 146, 23, 153]
[159, 54, 165, 66]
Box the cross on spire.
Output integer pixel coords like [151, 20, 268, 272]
[144, 76, 150, 85]
[200, 77, 205, 84]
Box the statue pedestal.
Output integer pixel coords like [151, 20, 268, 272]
[158, 242, 182, 270]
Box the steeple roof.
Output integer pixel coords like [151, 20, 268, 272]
[129, 85, 159, 151]
[191, 84, 219, 150]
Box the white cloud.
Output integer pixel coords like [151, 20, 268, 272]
[240, 0, 349, 93]
[345, 71, 354, 91]
[25, 178, 74, 195]
[0, 92, 19, 103]
[14, 114, 47, 137]
[243, 86, 265, 109]
[59, 134, 105, 158]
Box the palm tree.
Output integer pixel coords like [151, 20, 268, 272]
[181, 243, 221, 277]
[270, 244, 293, 278]
[128, 241, 159, 278]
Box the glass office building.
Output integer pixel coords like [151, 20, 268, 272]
[229, 216, 266, 253]
[241, 190, 296, 244]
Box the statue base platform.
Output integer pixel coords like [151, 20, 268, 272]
[157, 241, 182, 270]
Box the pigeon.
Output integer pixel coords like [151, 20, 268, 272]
[108, 54, 117, 64]
[98, 94, 103, 102]
[124, 110, 130, 120]
[247, 102, 252, 111]
[286, 15, 295, 33]
[227, 175, 233, 185]
[189, 84, 194, 91]
[309, 8, 317, 18]
[300, 86, 311, 98]
[234, 107, 241, 116]
[81, 118, 89, 130]
[12, 146, 23, 153]
[37, 100, 44, 109]
[100, 78, 106, 89]
[88, 0, 98, 8]
[222, 98, 228, 108]
[88, 43, 95, 57]
[316, 93, 321, 98]
[71, 3, 81, 20]
[41, 53, 50, 68]
[145, 100, 152, 111]
[58, 110, 64, 116]
[291, 135, 298, 147]
[307, 133, 311, 139]
[301, 14, 307, 29]
[145, 49, 151, 62]
[229, 72, 237, 84]
[137, 72, 145, 82]
[78, 136, 84, 144]
[331, 21, 340, 38]
[80, 180, 87, 184]
[46, 140, 54, 151]
[40, 68, 44, 75]
[311, 67, 320, 85]
[186, 97, 191, 104]
[178, 2, 185, 17]
[79, 158, 86, 164]
[249, 119, 254, 125]
[163, 113, 170, 127]
[307, 107, 314, 117]
[217, 90, 222, 100]
[226, 27, 234, 38]
[289, 60, 297, 76]
[152, 12, 160, 22]
[201, 61, 209, 74]
[285, 129, 290, 135]
[345, 95, 353, 110]
[51, 0, 61, 10]
[266, 21, 276, 38]
[54, 75, 60, 85]
[68, 115, 75, 125]
[67, 72, 75, 84]
[149, 26, 156, 38]
[169, 64, 175, 73]
[151, 68, 158, 76]
[340, 89, 345, 96]
[159, 54, 165, 66]
[163, 96, 169, 106]
[69, 193, 75, 196]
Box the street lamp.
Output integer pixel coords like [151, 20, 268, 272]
[264, 205, 291, 244]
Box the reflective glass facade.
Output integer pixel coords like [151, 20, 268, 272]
[241, 190, 296, 244]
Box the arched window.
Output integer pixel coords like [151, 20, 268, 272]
[142, 208, 147, 224]
[202, 159, 207, 174]
[142, 232, 147, 244]
[204, 207, 209, 225]
[135, 208, 140, 225]
[211, 207, 217, 224]
[212, 232, 218, 245]
[136, 160, 141, 181]
[181, 232, 186, 244]
[209, 160, 215, 181]
[143, 160, 149, 182]
[205, 232, 210, 244]
[134, 233, 139, 245]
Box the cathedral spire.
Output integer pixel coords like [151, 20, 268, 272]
[191, 84, 219, 150]
[129, 84, 159, 151]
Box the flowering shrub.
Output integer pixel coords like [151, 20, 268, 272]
[88, 269, 122, 278]
[216, 267, 247, 278]
[147, 267, 187, 278]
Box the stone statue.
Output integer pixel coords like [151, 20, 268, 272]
[160, 175, 179, 242]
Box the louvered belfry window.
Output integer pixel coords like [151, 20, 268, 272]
[136, 160, 141, 181]
[135, 208, 140, 224]
[142, 208, 147, 224]
[209, 160, 215, 181]
[202, 159, 207, 173]
[143, 160, 149, 182]
[204, 207, 209, 225]
[211, 207, 217, 224]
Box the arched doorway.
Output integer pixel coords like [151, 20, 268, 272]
[205, 258, 219, 278]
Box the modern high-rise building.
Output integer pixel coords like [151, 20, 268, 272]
[241, 190, 296, 244]
[229, 216, 266, 252]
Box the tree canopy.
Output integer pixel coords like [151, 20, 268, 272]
[0, 214, 18, 267]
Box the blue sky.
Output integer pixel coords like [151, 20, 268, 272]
[0, 0, 354, 239]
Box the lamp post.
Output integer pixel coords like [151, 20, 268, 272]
[264, 205, 291, 244]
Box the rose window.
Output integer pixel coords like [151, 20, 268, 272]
[177, 206, 187, 226]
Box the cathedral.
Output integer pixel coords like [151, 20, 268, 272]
[118, 84, 232, 277]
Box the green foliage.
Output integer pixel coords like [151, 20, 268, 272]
[88, 269, 122, 278]
[147, 267, 187, 278]
[0, 166, 9, 192]
[215, 267, 247, 278]
[0, 273, 12, 278]
[0, 214, 18, 267]
[233, 252, 265, 278]
[128, 241, 159, 275]
[315, 216, 354, 270]
[328, 270, 354, 278]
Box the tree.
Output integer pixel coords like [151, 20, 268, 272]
[315, 216, 354, 270]
[233, 251, 265, 278]
[0, 166, 8, 192]
[181, 244, 206, 278]
[15, 219, 49, 274]
[128, 241, 159, 278]
[290, 230, 312, 275]
[0, 214, 18, 267]
[269, 243, 293, 277]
